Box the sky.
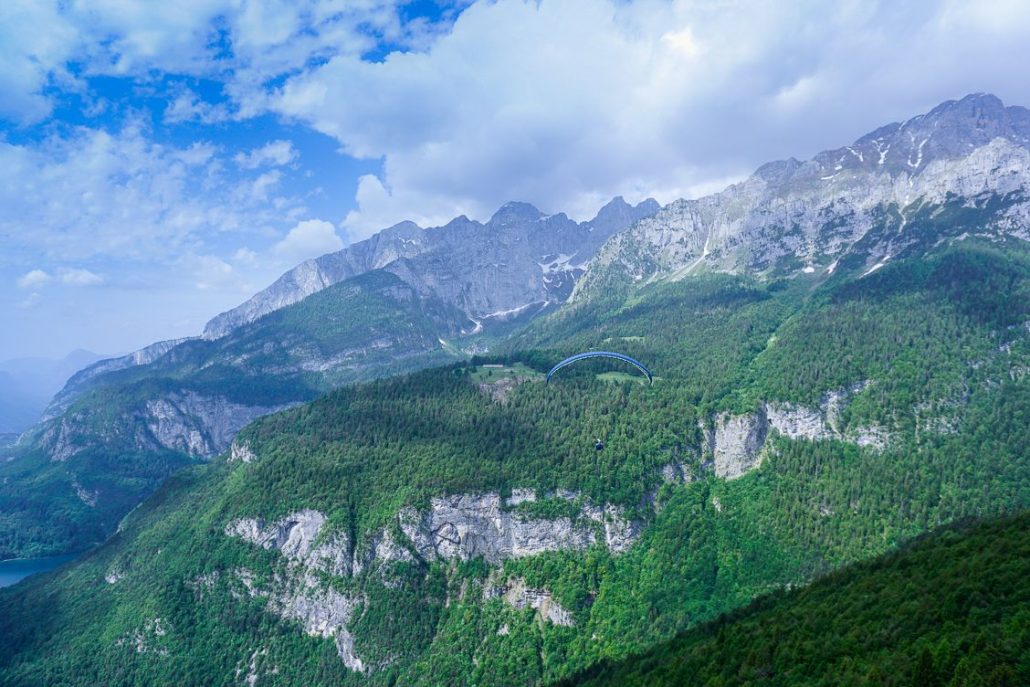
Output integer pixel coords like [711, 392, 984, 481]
[3, 0, 1030, 361]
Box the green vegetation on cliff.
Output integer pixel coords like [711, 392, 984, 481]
[0, 241, 1026, 686]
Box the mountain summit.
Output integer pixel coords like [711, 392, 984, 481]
[576, 93, 1030, 296]
[203, 197, 659, 339]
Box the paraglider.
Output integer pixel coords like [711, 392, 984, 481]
[545, 351, 652, 451]
[545, 351, 653, 385]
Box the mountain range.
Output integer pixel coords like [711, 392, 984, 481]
[0, 92, 1026, 685]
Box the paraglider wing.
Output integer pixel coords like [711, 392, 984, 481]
[545, 351, 653, 384]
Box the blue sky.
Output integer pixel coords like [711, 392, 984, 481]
[3, 0, 1030, 361]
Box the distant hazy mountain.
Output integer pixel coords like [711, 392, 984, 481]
[0, 350, 105, 433]
[1, 196, 658, 559]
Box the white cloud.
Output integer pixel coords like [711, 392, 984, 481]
[189, 254, 236, 291]
[0, 123, 304, 264]
[234, 140, 298, 169]
[272, 219, 343, 263]
[249, 170, 284, 202]
[269, 0, 1030, 237]
[0, 0, 429, 124]
[59, 268, 104, 286]
[0, 1, 78, 123]
[232, 247, 258, 265]
[17, 269, 52, 289]
[16, 292, 43, 310]
[164, 89, 233, 125]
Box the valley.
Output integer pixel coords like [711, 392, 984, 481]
[0, 94, 1027, 686]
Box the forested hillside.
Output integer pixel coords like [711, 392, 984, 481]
[559, 513, 1029, 687]
[0, 239, 1025, 686]
[0, 270, 468, 560]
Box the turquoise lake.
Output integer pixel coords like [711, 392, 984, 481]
[0, 555, 76, 588]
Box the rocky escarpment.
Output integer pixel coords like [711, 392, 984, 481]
[705, 382, 888, 479]
[576, 94, 1030, 296]
[399, 491, 641, 563]
[222, 490, 642, 672]
[41, 337, 195, 421]
[38, 391, 296, 463]
[484, 577, 576, 627]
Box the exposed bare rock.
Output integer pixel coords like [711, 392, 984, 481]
[43, 337, 194, 420]
[660, 461, 691, 484]
[204, 198, 659, 339]
[116, 618, 170, 656]
[37, 392, 297, 464]
[229, 440, 257, 464]
[38, 417, 81, 462]
[848, 425, 891, 450]
[766, 403, 830, 441]
[221, 491, 641, 670]
[72, 480, 98, 507]
[506, 488, 536, 505]
[712, 410, 769, 479]
[144, 392, 295, 458]
[353, 528, 413, 577]
[485, 577, 576, 627]
[821, 380, 870, 433]
[399, 493, 637, 564]
[402, 494, 592, 563]
[233, 567, 366, 673]
[226, 510, 354, 578]
[577, 95, 1030, 298]
[708, 381, 889, 479]
[582, 503, 641, 554]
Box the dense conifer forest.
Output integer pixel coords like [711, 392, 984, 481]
[0, 241, 1026, 685]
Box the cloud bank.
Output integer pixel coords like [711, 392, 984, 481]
[271, 0, 1030, 238]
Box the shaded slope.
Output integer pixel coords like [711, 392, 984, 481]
[559, 513, 1030, 687]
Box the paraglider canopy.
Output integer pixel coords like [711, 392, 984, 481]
[545, 351, 653, 385]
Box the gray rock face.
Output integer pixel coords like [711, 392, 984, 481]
[38, 392, 294, 463]
[226, 510, 354, 578]
[225, 512, 365, 671]
[765, 403, 830, 441]
[707, 383, 894, 479]
[577, 94, 1030, 296]
[485, 577, 576, 627]
[223, 488, 646, 670]
[711, 410, 769, 479]
[204, 197, 659, 339]
[228, 440, 257, 464]
[399, 491, 639, 564]
[234, 568, 365, 673]
[145, 392, 297, 458]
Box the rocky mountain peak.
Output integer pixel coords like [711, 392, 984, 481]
[838, 92, 1030, 178]
[577, 93, 1030, 298]
[589, 195, 660, 227]
[488, 201, 544, 226]
[378, 220, 423, 240]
